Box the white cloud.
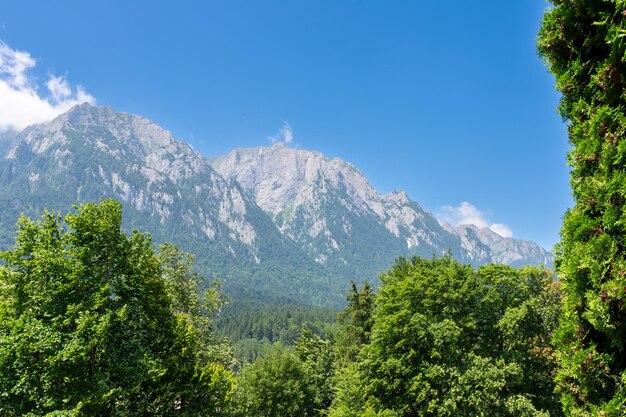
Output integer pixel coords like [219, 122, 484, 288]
[0, 41, 95, 131]
[268, 120, 294, 144]
[436, 201, 513, 238]
[47, 75, 72, 102]
[489, 223, 513, 238]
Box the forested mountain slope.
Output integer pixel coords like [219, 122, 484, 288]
[0, 103, 552, 307]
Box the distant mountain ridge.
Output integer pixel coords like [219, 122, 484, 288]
[0, 104, 553, 307]
[210, 143, 553, 278]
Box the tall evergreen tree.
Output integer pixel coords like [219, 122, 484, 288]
[539, 2, 626, 415]
[334, 281, 375, 364]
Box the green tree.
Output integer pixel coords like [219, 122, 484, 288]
[158, 242, 233, 367]
[0, 200, 233, 416]
[232, 344, 316, 417]
[334, 281, 375, 365]
[350, 257, 561, 417]
[295, 327, 335, 414]
[538, 2, 626, 415]
[327, 363, 399, 417]
[327, 281, 380, 417]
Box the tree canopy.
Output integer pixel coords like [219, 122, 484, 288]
[232, 343, 316, 417]
[0, 199, 233, 416]
[329, 257, 562, 417]
[538, 1, 626, 414]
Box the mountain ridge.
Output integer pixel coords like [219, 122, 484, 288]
[210, 142, 553, 277]
[0, 103, 338, 305]
[0, 104, 553, 307]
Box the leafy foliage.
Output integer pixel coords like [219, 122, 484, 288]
[232, 344, 316, 417]
[330, 257, 562, 417]
[538, 1, 626, 414]
[158, 242, 234, 366]
[296, 328, 335, 413]
[0, 200, 234, 416]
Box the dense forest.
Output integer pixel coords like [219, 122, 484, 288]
[2, 1, 626, 416]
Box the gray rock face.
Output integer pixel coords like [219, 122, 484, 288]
[211, 144, 554, 278]
[211, 142, 383, 215]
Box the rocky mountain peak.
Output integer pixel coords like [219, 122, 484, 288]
[211, 144, 378, 216]
[0, 105, 340, 305]
[385, 189, 410, 204]
[12, 104, 212, 184]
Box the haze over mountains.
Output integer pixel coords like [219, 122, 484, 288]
[0, 104, 553, 306]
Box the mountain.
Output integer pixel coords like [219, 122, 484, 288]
[0, 104, 338, 306]
[453, 224, 553, 267]
[210, 143, 553, 278]
[0, 129, 19, 157]
[0, 104, 553, 308]
[210, 143, 464, 279]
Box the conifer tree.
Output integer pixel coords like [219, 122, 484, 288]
[334, 281, 375, 364]
[538, 2, 626, 414]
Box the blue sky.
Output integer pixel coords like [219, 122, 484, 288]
[0, 0, 569, 250]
